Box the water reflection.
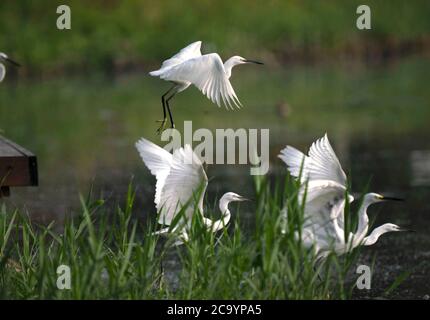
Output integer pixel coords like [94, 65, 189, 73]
[410, 150, 430, 187]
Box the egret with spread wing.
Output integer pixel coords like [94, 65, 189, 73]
[135, 137, 248, 244]
[279, 134, 406, 259]
[149, 41, 263, 132]
[0, 52, 20, 83]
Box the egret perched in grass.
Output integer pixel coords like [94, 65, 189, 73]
[279, 134, 407, 259]
[0, 52, 20, 82]
[135, 137, 248, 244]
[149, 41, 263, 132]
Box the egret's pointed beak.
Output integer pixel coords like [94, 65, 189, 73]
[238, 196, 251, 202]
[5, 57, 20, 67]
[398, 226, 415, 232]
[244, 59, 264, 65]
[381, 196, 405, 202]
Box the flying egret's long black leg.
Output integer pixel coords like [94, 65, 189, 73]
[161, 96, 166, 121]
[157, 85, 176, 133]
[165, 91, 177, 128]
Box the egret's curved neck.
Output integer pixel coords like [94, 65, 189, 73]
[352, 198, 374, 245]
[207, 195, 232, 232]
[362, 224, 392, 246]
[223, 57, 240, 79]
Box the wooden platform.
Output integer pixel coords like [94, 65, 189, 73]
[0, 136, 38, 197]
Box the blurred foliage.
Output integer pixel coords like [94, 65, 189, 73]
[0, 0, 429, 74]
[1, 57, 429, 191]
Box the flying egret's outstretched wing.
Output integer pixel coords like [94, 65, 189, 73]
[150, 41, 202, 75]
[157, 53, 242, 109]
[279, 134, 347, 186]
[135, 138, 173, 208]
[0, 64, 5, 82]
[157, 144, 208, 225]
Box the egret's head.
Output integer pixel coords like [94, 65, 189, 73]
[380, 223, 412, 233]
[0, 53, 20, 67]
[221, 192, 250, 203]
[364, 193, 404, 205]
[224, 56, 263, 78]
[219, 192, 250, 214]
[228, 56, 264, 66]
[239, 56, 264, 65]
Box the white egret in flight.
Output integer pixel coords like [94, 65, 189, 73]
[135, 137, 248, 244]
[0, 52, 20, 83]
[149, 41, 263, 132]
[279, 134, 407, 259]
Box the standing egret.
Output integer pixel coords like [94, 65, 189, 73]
[0, 52, 20, 83]
[135, 137, 248, 244]
[149, 41, 263, 132]
[279, 134, 406, 259]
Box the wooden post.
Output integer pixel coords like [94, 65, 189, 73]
[0, 136, 38, 197]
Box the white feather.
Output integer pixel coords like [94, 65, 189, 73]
[149, 41, 243, 110]
[279, 133, 347, 186]
[279, 134, 353, 251]
[157, 144, 208, 225]
[135, 138, 172, 207]
[149, 41, 202, 76]
[154, 53, 241, 109]
[300, 180, 351, 242]
[135, 138, 208, 226]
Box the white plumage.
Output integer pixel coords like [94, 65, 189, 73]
[279, 134, 406, 259]
[153, 53, 241, 110]
[279, 133, 347, 186]
[152, 41, 202, 72]
[279, 134, 352, 243]
[149, 41, 263, 131]
[135, 137, 248, 244]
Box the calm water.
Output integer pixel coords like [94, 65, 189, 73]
[1, 57, 429, 298]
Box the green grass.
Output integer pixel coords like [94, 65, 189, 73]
[0, 175, 386, 299]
